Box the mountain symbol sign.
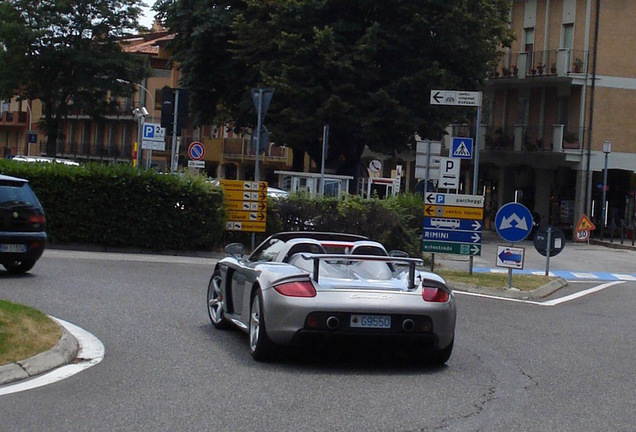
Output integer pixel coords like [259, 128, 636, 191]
[451, 137, 473, 159]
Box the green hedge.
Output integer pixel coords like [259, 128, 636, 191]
[1, 160, 424, 254]
[0, 160, 226, 251]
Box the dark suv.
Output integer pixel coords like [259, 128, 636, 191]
[0, 174, 46, 274]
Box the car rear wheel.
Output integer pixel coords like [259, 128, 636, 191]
[207, 270, 231, 329]
[2, 259, 37, 274]
[249, 291, 277, 361]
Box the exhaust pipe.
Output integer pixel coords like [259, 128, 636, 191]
[402, 319, 415, 332]
[326, 316, 340, 330]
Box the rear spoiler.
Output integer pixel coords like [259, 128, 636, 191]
[299, 254, 423, 289]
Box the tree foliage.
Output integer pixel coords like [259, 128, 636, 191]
[158, 0, 513, 175]
[0, 0, 150, 155]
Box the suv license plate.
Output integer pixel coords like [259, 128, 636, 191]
[350, 314, 391, 329]
[0, 244, 27, 253]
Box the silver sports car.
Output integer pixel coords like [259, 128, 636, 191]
[207, 232, 456, 364]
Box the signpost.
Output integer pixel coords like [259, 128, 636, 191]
[533, 226, 566, 276]
[574, 214, 596, 242]
[451, 137, 473, 159]
[495, 202, 533, 288]
[220, 180, 268, 233]
[141, 122, 166, 151]
[422, 193, 484, 259]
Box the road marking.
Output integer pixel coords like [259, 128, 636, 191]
[455, 281, 625, 307]
[0, 318, 104, 396]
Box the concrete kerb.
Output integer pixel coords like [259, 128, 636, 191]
[449, 277, 567, 301]
[0, 323, 79, 386]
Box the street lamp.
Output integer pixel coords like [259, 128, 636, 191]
[600, 140, 611, 240]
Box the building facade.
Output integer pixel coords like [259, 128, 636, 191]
[481, 0, 636, 235]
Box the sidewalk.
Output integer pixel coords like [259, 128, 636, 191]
[433, 230, 636, 277]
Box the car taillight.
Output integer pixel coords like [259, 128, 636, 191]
[422, 287, 450, 303]
[274, 281, 316, 297]
[29, 214, 45, 225]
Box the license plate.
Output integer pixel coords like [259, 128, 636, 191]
[350, 314, 391, 329]
[0, 244, 27, 253]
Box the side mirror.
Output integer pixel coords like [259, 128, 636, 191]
[225, 243, 245, 258]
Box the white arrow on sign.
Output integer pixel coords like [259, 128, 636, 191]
[472, 220, 482, 231]
[471, 233, 481, 243]
[500, 214, 529, 231]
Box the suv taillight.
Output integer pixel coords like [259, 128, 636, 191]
[422, 287, 450, 303]
[274, 281, 316, 297]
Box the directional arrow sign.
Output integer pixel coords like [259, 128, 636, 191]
[425, 193, 484, 208]
[423, 230, 481, 244]
[496, 245, 525, 269]
[422, 241, 481, 256]
[495, 202, 533, 242]
[424, 205, 484, 220]
[424, 218, 482, 231]
[430, 90, 482, 107]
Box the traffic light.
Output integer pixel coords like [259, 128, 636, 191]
[160, 87, 189, 135]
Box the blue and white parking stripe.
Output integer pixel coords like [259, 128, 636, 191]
[472, 268, 636, 281]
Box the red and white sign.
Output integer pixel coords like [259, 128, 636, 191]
[188, 141, 205, 161]
[369, 159, 382, 173]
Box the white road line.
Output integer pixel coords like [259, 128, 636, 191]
[540, 281, 624, 306]
[455, 281, 625, 307]
[614, 274, 636, 281]
[570, 272, 598, 279]
[0, 318, 104, 396]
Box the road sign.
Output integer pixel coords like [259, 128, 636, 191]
[424, 205, 484, 220]
[422, 241, 481, 256]
[533, 226, 566, 257]
[415, 141, 442, 180]
[423, 218, 482, 231]
[439, 157, 460, 189]
[220, 180, 267, 191]
[496, 245, 525, 269]
[188, 141, 205, 161]
[430, 90, 482, 107]
[187, 160, 205, 168]
[142, 123, 166, 141]
[451, 138, 473, 159]
[495, 202, 533, 243]
[225, 221, 266, 232]
[425, 193, 484, 208]
[423, 230, 481, 244]
[220, 180, 268, 232]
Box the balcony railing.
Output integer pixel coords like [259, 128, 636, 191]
[489, 49, 589, 80]
[451, 124, 584, 152]
[222, 138, 289, 160]
[0, 110, 28, 126]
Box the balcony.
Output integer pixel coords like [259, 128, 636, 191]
[489, 49, 589, 81]
[0, 110, 28, 127]
[217, 138, 290, 162]
[451, 124, 583, 153]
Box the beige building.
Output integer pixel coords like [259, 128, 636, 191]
[481, 0, 636, 235]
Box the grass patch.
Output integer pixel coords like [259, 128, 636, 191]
[437, 269, 556, 291]
[0, 300, 61, 366]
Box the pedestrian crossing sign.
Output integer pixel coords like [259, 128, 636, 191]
[451, 138, 473, 159]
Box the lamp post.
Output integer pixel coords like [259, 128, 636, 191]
[600, 140, 611, 240]
[117, 79, 156, 168]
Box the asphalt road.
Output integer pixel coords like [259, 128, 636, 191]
[0, 247, 635, 431]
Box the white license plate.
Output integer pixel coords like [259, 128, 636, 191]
[350, 314, 391, 329]
[0, 244, 27, 253]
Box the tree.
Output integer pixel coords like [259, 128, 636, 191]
[0, 0, 150, 156]
[159, 0, 512, 175]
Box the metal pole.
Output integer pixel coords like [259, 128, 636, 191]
[25, 101, 32, 156]
[252, 89, 264, 251]
[545, 227, 552, 276]
[601, 149, 609, 240]
[320, 125, 329, 196]
[472, 106, 481, 195]
[170, 89, 179, 174]
[136, 114, 144, 168]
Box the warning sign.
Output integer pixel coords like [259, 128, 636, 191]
[574, 214, 596, 242]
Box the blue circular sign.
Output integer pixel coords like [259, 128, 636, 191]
[495, 202, 533, 243]
[188, 141, 205, 161]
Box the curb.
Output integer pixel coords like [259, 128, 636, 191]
[0, 324, 79, 386]
[450, 277, 567, 301]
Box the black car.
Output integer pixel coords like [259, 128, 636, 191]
[0, 174, 47, 274]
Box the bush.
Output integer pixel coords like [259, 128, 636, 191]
[0, 160, 225, 251]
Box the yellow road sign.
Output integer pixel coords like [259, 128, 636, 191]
[227, 210, 267, 222]
[224, 200, 267, 211]
[223, 189, 267, 202]
[220, 179, 267, 191]
[424, 205, 483, 220]
[225, 221, 266, 232]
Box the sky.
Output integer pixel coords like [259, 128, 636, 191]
[140, 3, 156, 28]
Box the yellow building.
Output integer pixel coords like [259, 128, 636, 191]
[481, 0, 636, 235]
